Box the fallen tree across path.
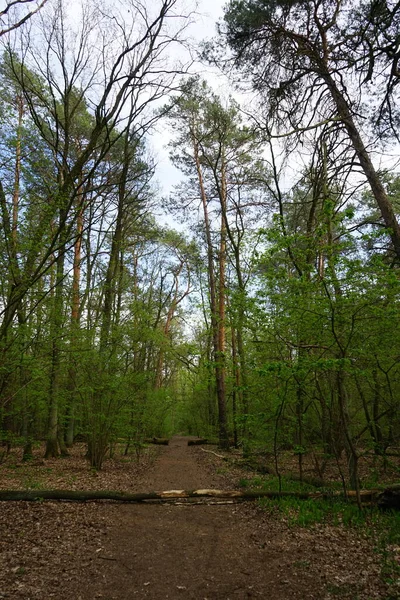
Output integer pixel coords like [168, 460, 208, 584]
[0, 486, 398, 507]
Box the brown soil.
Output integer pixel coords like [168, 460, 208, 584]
[0, 437, 396, 599]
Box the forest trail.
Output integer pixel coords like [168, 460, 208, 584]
[76, 437, 320, 599]
[0, 437, 389, 599]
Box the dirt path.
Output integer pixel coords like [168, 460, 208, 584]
[73, 437, 386, 600]
[0, 437, 390, 599]
[78, 436, 293, 600]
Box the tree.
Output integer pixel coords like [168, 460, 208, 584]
[241, 121, 400, 493]
[165, 77, 266, 448]
[0, 0, 188, 343]
[0, 0, 197, 466]
[220, 0, 400, 259]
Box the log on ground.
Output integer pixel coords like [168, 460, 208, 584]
[0, 488, 382, 504]
[144, 438, 169, 445]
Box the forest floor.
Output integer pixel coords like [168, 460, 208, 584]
[0, 437, 398, 599]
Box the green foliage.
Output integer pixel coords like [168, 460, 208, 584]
[258, 493, 400, 544]
[0, 0, 399, 487]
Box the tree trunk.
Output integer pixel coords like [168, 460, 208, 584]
[218, 175, 249, 443]
[216, 206, 229, 449]
[65, 176, 84, 448]
[45, 209, 66, 459]
[45, 272, 60, 458]
[192, 129, 229, 450]
[231, 326, 239, 448]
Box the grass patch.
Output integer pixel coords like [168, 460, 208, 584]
[240, 473, 400, 588]
[244, 474, 400, 593]
[254, 485, 400, 539]
[256, 495, 396, 529]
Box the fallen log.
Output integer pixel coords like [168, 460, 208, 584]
[144, 438, 169, 445]
[0, 487, 383, 504]
[188, 439, 236, 446]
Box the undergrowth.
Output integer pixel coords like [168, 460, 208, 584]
[239, 474, 318, 493]
[240, 475, 400, 591]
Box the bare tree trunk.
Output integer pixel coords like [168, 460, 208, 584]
[372, 369, 384, 454]
[222, 216, 249, 442]
[216, 159, 229, 449]
[192, 131, 229, 449]
[65, 176, 84, 448]
[230, 325, 239, 448]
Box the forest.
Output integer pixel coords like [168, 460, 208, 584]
[0, 0, 399, 506]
